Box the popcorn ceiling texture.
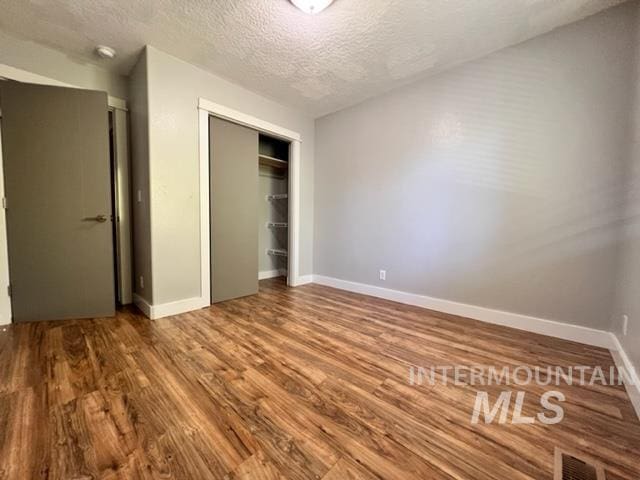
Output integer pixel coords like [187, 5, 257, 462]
[0, 0, 625, 116]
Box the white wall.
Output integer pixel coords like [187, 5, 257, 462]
[613, 4, 640, 374]
[314, 2, 636, 330]
[0, 30, 127, 100]
[144, 46, 314, 306]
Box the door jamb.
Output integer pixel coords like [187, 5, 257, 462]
[109, 107, 133, 305]
[0, 116, 11, 325]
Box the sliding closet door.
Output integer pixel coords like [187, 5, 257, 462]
[209, 116, 259, 303]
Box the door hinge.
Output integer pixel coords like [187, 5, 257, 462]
[7, 285, 11, 297]
[1, 197, 6, 209]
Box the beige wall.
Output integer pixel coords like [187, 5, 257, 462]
[0, 30, 127, 100]
[314, 2, 636, 330]
[144, 46, 314, 305]
[128, 50, 153, 303]
[613, 3, 640, 373]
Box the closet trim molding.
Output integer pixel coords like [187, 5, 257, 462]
[198, 98, 301, 142]
[198, 98, 304, 306]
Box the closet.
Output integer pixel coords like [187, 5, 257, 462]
[259, 134, 289, 280]
[209, 116, 290, 303]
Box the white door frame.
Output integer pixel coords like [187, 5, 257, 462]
[198, 98, 303, 306]
[110, 107, 133, 305]
[0, 117, 11, 325]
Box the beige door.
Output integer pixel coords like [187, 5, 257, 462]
[0, 80, 115, 322]
[210, 116, 259, 303]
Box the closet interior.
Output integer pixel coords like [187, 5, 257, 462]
[259, 134, 289, 280]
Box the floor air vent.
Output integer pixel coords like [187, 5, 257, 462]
[554, 448, 606, 480]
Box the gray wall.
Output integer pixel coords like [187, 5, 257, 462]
[128, 50, 153, 303]
[314, 2, 636, 330]
[614, 5, 640, 373]
[145, 46, 314, 305]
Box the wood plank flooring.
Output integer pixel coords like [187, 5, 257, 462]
[0, 277, 639, 479]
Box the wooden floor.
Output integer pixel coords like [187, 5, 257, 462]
[0, 278, 639, 479]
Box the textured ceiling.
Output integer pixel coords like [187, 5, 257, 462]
[0, 0, 626, 116]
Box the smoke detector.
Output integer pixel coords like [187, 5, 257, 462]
[290, 0, 335, 14]
[95, 45, 116, 59]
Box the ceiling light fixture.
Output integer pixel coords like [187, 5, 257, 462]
[95, 45, 116, 59]
[290, 0, 335, 15]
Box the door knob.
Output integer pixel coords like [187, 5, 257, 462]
[84, 214, 109, 223]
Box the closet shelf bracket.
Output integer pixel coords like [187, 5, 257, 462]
[267, 248, 288, 257]
[266, 193, 288, 201]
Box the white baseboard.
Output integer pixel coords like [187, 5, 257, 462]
[311, 275, 615, 350]
[133, 293, 208, 320]
[152, 296, 209, 320]
[610, 334, 640, 421]
[133, 293, 152, 318]
[295, 274, 314, 286]
[259, 269, 287, 280]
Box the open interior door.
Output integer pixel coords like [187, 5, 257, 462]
[0, 80, 115, 322]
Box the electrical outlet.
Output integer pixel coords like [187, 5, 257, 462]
[379, 270, 386, 281]
[139, 275, 145, 289]
[622, 315, 629, 336]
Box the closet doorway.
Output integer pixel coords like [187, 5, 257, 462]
[198, 99, 302, 306]
[259, 134, 290, 281]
